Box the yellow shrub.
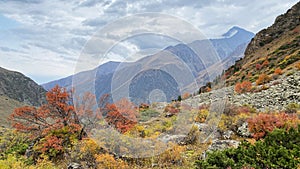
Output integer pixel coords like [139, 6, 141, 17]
[80, 138, 100, 155]
[30, 156, 59, 169]
[0, 155, 27, 169]
[95, 153, 128, 169]
[157, 143, 186, 166]
[218, 113, 250, 132]
[195, 109, 209, 123]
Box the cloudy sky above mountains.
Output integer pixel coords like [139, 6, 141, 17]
[0, 0, 298, 84]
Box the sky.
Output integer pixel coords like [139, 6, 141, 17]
[0, 0, 299, 84]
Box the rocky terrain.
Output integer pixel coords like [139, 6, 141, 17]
[189, 71, 300, 112]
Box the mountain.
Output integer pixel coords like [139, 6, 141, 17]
[211, 26, 255, 60]
[42, 27, 254, 104]
[0, 67, 46, 127]
[225, 2, 300, 85]
[0, 67, 46, 106]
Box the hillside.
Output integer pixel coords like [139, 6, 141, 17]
[0, 95, 25, 127]
[1, 2, 300, 169]
[225, 1, 300, 86]
[0, 67, 46, 106]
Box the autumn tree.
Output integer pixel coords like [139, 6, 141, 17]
[9, 86, 85, 158]
[10, 85, 81, 138]
[105, 98, 138, 133]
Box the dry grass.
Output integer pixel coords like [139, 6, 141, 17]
[0, 95, 25, 127]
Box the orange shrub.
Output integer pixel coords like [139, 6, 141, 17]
[234, 81, 252, 94]
[256, 73, 271, 85]
[247, 113, 298, 140]
[262, 60, 269, 67]
[274, 68, 283, 75]
[206, 87, 211, 92]
[296, 62, 300, 70]
[182, 92, 191, 100]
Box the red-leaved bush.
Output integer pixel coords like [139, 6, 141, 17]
[105, 98, 138, 133]
[247, 113, 299, 140]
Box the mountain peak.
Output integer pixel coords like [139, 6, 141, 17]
[222, 26, 252, 38]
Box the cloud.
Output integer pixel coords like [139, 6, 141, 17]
[82, 17, 107, 27]
[0, 46, 20, 52]
[0, 0, 298, 83]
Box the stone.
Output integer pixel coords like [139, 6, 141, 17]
[222, 130, 233, 139]
[67, 162, 82, 169]
[202, 139, 240, 159]
[237, 122, 251, 137]
[158, 134, 187, 144]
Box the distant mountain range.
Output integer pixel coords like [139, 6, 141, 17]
[42, 26, 254, 104]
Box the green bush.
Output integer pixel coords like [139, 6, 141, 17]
[0, 128, 30, 159]
[139, 109, 160, 122]
[195, 126, 300, 169]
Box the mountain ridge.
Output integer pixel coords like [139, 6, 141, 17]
[0, 67, 46, 106]
[42, 26, 254, 104]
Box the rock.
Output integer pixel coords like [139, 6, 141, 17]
[222, 130, 233, 139]
[237, 122, 251, 137]
[202, 139, 240, 159]
[194, 122, 209, 132]
[165, 112, 175, 117]
[67, 162, 82, 169]
[208, 140, 240, 151]
[158, 134, 187, 144]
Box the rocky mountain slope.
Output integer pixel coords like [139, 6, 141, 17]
[0, 67, 46, 106]
[188, 71, 300, 112]
[225, 1, 300, 86]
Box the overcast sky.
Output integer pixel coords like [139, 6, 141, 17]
[0, 0, 298, 84]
